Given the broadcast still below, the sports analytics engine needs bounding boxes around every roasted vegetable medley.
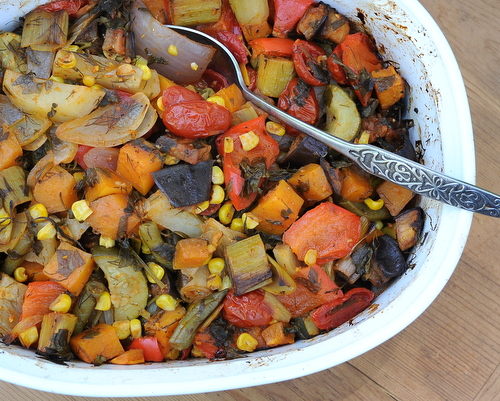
[0,0,423,365]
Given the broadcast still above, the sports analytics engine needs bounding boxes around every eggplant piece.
[281,134,328,167]
[320,158,344,195]
[296,2,329,40]
[151,160,214,208]
[155,134,212,165]
[395,207,424,251]
[372,234,407,278]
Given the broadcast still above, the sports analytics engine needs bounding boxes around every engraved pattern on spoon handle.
[349,146,500,217]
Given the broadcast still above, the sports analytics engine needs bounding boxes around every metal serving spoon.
[168,25,500,218]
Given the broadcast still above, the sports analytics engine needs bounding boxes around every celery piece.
[256,54,296,98]
[169,0,222,26]
[21,9,69,52]
[225,234,272,296]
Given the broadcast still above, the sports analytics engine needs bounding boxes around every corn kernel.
[239,130,260,151]
[364,198,385,210]
[58,52,77,69]
[221,275,232,291]
[164,154,180,165]
[99,235,116,248]
[190,62,199,71]
[95,291,111,311]
[138,64,152,80]
[211,165,225,185]
[304,249,318,266]
[358,130,371,144]
[50,293,72,313]
[37,222,57,240]
[14,267,28,283]
[49,75,65,83]
[156,294,179,311]
[208,257,225,275]
[224,137,234,153]
[242,212,260,230]
[146,262,165,283]
[156,96,165,111]
[116,64,136,77]
[28,203,49,223]
[91,84,104,91]
[218,201,235,225]
[19,326,38,348]
[191,345,205,358]
[266,121,286,136]
[210,185,225,205]
[71,199,93,221]
[73,171,85,182]
[230,217,244,232]
[236,333,259,352]
[82,75,96,87]
[135,56,148,67]
[167,44,179,56]
[129,318,142,339]
[375,220,384,230]
[206,95,226,107]
[0,207,10,226]
[113,320,131,340]
[207,273,222,290]
[196,201,210,214]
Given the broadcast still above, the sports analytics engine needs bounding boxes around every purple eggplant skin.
[373,234,407,278]
[281,135,328,167]
[152,160,214,208]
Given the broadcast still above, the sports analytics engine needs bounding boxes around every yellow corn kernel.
[113,320,131,340]
[167,44,179,56]
[208,257,225,275]
[156,294,179,311]
[95,291,111,311]
[146,262,165,283]
[164,154,180,165]
[156,96,165,111]
[82,75,96,87]
[236,332,259,352]
[49,75,65,83]
[99,235,116,248]
[73,171,85,182]
[129,318,142,339]
[19,326,38,348]
[207,273,222,290]
[218,201,235,225]
[211,165,225,185]
[224,137,234,153]
[358,130,371,144]
[364,198,385,211]
[196,201,210,214]
[304,249,318,266]
[190,62,199,71]
[191,345,205,358]
[221,275,232,291]
[58,52,76,69]
[71,199,93,221]
[49,293,72,313]
[242,212,260,230]
[0,207,10,226]
[91,83,104,91]
[138,64,152,80]
[29,203,49,222]
[37,222,57,240]
[266,121,286,136]
[230,217,244,232]
[206,95,226,107]
[14,267,28,283]
[210,185,225,205]
[239,130,260,151]
[135,56,148,67]
[116,63,136,77]
[375,220,384,230]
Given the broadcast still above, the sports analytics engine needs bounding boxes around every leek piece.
[21,9,69,52]
[0,33,27,73]
[10,113,52,147]
[263,291,292,323]
[37,312,78,361]
[229,0,271,40]
[169,0,222,26]
[138,222,174,270]
[256,54,296,98]
[263,255,297,295]
[72,278,107,335]
[225,234,272,296]
[0,166,33,216]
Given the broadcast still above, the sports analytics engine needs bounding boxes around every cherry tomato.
[83,147,120,171]
[38,0,88,16]
[278,78,319,128]
[223,290,274,328]
[292,39,329,87]
[74,145,94,169]
[161,85,203,108]
[162,101,231,139]
[327,47,349,85]
[311,287,374,330]
[199,69,230,92]
[193,330,221,359]
[128,336,163,362]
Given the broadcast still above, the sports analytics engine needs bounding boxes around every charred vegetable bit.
[0,0,424,365]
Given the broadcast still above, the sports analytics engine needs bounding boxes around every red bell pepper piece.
[272,0,316,38]
[311,287,374,330]
[249,38,295,59]
[215,116,280,210]
[128,336,164,362]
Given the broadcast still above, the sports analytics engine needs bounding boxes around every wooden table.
[2,0,499,399]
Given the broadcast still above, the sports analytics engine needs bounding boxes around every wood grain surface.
[1,0,499,399]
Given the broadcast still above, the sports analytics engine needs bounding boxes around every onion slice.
[131,0,216,85]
